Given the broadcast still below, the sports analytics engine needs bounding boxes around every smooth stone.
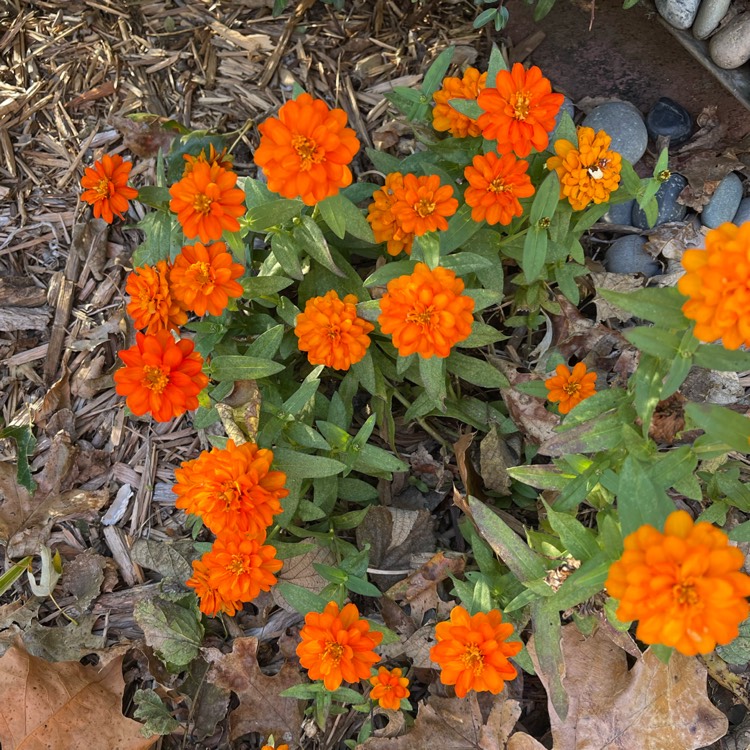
[733,197,750,226]
[655,0,701,29]
[631,174,689,228]
[582,102,649,165]
[701,172,744,228]
[709,13,750,69]
[646,97,693,146]
[550,97,576,142]
[603,235,661,277]
[693,0,732,39]
[602,199,636,225]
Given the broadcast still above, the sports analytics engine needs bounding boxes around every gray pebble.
[693,0,732,39]
[602,199,635,225]
[709,12,750,69]
[655,0,701,29]
[582,102,648,165]
[603,235,661,276]
[701,172,744,228]
[631,174,688,228]
[733,197,750,226]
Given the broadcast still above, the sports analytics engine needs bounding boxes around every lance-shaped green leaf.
[686,402,750,453]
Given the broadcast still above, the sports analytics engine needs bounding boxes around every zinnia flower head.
[169,241,245,317]
[183,144,233,176]
[294,290,374,370]
[477,63,564,158]
[544,362,597,415]
[678,221,750,350]
[369,666,410,710]
[254,93,360,206]
[432,67,488,138]
[261,742,288,750]
[80,154,138,224]
[169,160,246,243]
[605,510,750,655]
[125,260,187,334]
[297,601,383,691]
[187,558,242,617]
[464,152,535,226]
[378,263,474,359]
[391,174,458,236]
[173,439,288,537]
[114,330,208,422]
[430,605,521,698]
[367,172,415,256]
[546,127,622,211]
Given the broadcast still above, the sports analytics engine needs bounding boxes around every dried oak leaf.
[517,623,728,750]
[205,636,305,747]
[0,643,153,750]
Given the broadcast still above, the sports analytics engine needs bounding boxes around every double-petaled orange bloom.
[80,154,138,224]
[430,605,521,698]
[294,290,374,370]
[544,362,597,415]
[432,67,488,138]
[369,667,410,710]
[378,263,474,358]
[261,743,288,750]
[169,241,245,317]
[679,221,750,350]
[169,160,246,243]
[114,330,208,422]
[254,93,360,206]
[605,510,750,655]
[477,63,564,158]
[297,601,383,691]
[391,174,458,236]
[125,260,187,334]
[173,439,287,537]
[464,152,535,226]
[186,558,242,617]
[367,172,415,256]
[546,127,622,211]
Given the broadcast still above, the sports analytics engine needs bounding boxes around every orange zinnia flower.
[169,241,245,317]
[464,152,535,226]
[183,144,233,176]
[606,510,750,656]
[546,127,622,211]
[369,666,410,710]
[678,222,750,350]
[261,743,288,750]
[391,174,458,236]
[254,93,360,206]
[477,63,564,158]
[169,160,246,243]
[544,362,597,415]
[432,67,488,138]
[297,601,383,691]
[173,439,288,537]
[430,605,521,698]
[378,263,475,359]
[367,172,415,256]
[114,330,208,422]
[125,260,187,334]
[187,558,242,617]
[80,154,138,224]
[294,290,374,371]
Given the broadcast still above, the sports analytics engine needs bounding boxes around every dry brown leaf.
[205,636,305,747]
[590,272,646,324]
[479,426,514,495]
[0,643,153,750]
[671,148,747,210]
[521,623,728,750]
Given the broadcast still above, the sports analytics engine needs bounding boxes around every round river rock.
[582,102,648,165]
[693,0,732,39]
[709,12,750,69]
[701,172,743,228]
[655,0,701,29]
[604,235,661,277]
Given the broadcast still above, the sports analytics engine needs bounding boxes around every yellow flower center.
[511,91,531,120]
[193,192,212,216]
[191,261,213,287]
[414,198,436,218]
[562,381,581,397]
[406,307,436,328]
[489,178,509,193]
[227,555,247,575]
[142,365,168,394]
[673,580,699,606]
[461,643,485,675]
[293,135,323,170]
[94,177,111,199]
[323,640,344,665]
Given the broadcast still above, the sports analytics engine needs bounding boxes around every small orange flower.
[369,666,410,710]
[125,260,187,334]
[183,144,233,176]
[114,331,208,422]
[297,601,383,691]
[432,67,488,138]
[169,160,246,243]
[378,263,474,359]
[367,173,415,256]
[477,63,564,158]
[254,93,360,206]
[430,605,521,698]
[605,510,750,656]
[169,241,245,317]
[464,152,535,226]
[678,222,750,350]
[173,439,288,537]
[391,174,458,236]
[187,558,242,617]
[294,290,374,370]
[261,743,288,750]
[544,362,597,415]
[80,154,138,224]
[546,127,622,211]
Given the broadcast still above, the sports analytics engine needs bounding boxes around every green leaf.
[693,344,750,372]
[729,521,750,542]
[297,216,345,277]
[246,324,284,359]
[448,98,483,119]
[624,326,682,357]
[447,351,509,388]
[551,552,611,610]
[418,355,447,409]
[274,581,327,614]
[346,575,382,597]
[543,502,600,560]
[457,322,507,348]
[486,43,509,87]
[0,556,32,597]
[553,111,577,147]
[441,252,494,275]
[137,186,171,208]
[318,193,375,243]
[522,226,548,283]
[242,275,294,299]
[132,210,180,266]
[365,148,401,175]
[363,258,416,287]
[686,402,750,453]
[716,618,750,664]
[540,412,625,457]
[133,689,180,737]
[598,286,689,328]
[209,355,285,381]
[271,232,304,280]
[273,448,347,478]
[439,204,485,254]
[617,456,674,536]
[422,46,455,97]
[0,425,37,491]
[247,198,304,230]
[530,171,560,226]
[619,159,642,196]
[531,597,568,720]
